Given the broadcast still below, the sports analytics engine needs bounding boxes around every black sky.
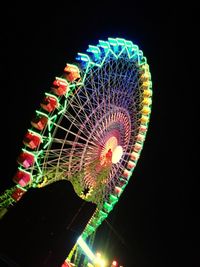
[0,2,197,267]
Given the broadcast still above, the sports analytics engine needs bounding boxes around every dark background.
[0,2,197,267]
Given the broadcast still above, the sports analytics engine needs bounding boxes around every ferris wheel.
[0,37,152,266]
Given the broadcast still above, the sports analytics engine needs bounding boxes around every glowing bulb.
[112,260,117,266]
[94,252,107,267]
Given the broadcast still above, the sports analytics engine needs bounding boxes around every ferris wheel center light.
[112,145,123,164]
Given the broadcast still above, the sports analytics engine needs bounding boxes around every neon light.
[116,38,126,46]
[87,45,101,54]
[98,40,110,49]
[77,236,95,262]
[108,37,118,46]
[77,52,90,62]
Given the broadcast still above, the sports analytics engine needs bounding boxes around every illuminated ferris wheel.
[0,37,152,266]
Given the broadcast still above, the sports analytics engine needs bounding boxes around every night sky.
[0,2,196,267]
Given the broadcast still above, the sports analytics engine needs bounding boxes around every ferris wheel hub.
[112,145,123,164]
[100,136,123,165]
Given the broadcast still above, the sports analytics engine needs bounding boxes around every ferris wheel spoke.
[70,94,108,146]
[116,160,128,174]
[66,103,93,134]
[94,67,107,116]
[62,111,91,138]
[87,69,102,112]
[42,149,84,162]
[46,138,87,148]
[69,93,99,133]
[98,66,110,113]
[78,77,101,110]
[110,165,120,180]
[114,77,136,109]
[52,121,97,146]
[36,154,83,177]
